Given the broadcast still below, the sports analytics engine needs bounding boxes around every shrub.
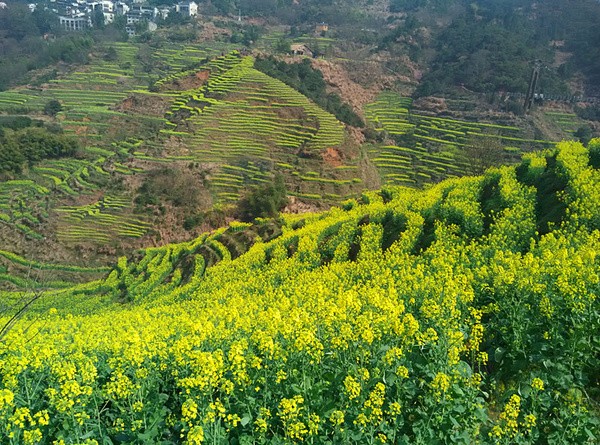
[43,99,62,117]
[237,173,288,222]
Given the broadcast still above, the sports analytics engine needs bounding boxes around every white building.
[103,11,114,23]
[98,0,114,12]
[59,14,88,31]
[126,4,157,23]
[126,20,156,37]
[176,1,197,16]
[114,2,129,15]
[156,5,170,19]
[99,0,115,23]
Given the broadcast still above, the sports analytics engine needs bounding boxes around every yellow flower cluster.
[494,394,521,440]
[431,372,451,402]
[344,376,361,401]
[531,377,544,391]
[278,395,307,441]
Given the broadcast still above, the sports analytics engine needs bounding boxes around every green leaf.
[494,346,506,362]
[383,372,397,386]
[450,416,460,428]
[241,414,252,427]
[114,433,130,443]
[585,428,597,440]
[138,425,159,441]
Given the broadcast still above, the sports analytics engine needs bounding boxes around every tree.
[457,135,506,176]
[92,9,105,29]
[43,100,62,117]
[31,9,59,35]
[0,138,25,175]
[575,125,592,145]
[0,127,78,174]
[275,38,291,54]
[237,174,288,222]
[105,46,118,61]
[0,4,40,41]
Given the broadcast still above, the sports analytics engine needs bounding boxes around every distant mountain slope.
[1,139,599,443]
[0,47,370,286]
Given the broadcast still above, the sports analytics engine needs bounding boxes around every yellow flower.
[344,376,361,400]
[23,429,43,445]
[308,413,320,435]
[522,413,536,430]
[498,394,521,439]
[0,389,14,410]
[396,366,409,379]
[531,377,544,391]
[329,410,344,428]
[276,370,287,383]
[431,372,451,401]
[388,401,401,416]
[187,425,204,444]
[254,417,268,434]
[182,399,198,422]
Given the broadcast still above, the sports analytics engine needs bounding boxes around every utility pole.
[524,60,542,114]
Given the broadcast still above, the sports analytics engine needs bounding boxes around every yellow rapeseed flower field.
[1,140,599,444]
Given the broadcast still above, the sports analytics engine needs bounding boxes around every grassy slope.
[1,139,600,443]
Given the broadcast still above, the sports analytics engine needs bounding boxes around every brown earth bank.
[310,59,377,117]
[112,93,172,117]
[160,69,211,92]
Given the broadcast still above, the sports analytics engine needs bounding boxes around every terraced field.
[55,195,151,244]
[1,45,573,286]
[544,111,583,136]
[364,91,556,186]
[0,43,242,242]
[0,180,50,240]
[0,43,367,288]
[0,248,109,291]
[143,52,360,204]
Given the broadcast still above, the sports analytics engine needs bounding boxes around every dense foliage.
[1,140,600,443]
[237,174,288,222]
[255,56,364,128]
[379,0,600,96]
[0,128,78,175]
[576,106,600,122]
[414,10,563,96]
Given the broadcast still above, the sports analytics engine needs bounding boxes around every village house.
[126,4,158,24]
[175,1,197,17]
[41,0,195,34]
[290,43,313,58]
[315,22,328,33]
[59,13,88,30]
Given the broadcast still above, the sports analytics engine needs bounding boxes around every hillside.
[1,139,599,443]
[1,42,577,291]
[0,46,372,285]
